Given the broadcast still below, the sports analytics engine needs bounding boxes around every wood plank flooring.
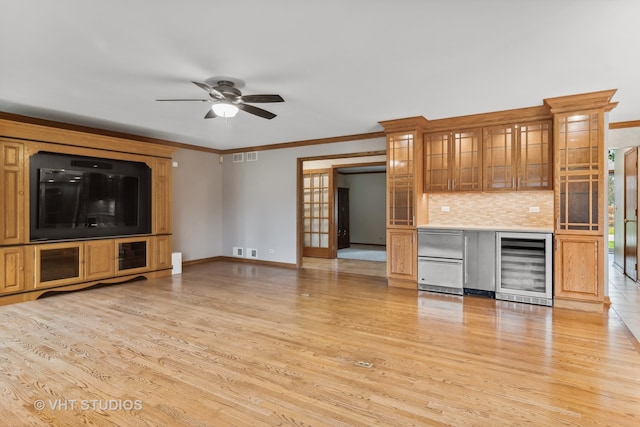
[0,261,639,426]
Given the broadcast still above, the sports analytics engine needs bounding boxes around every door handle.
[624,218,637,223]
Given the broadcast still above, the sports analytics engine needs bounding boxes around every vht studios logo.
[34,399,143,411]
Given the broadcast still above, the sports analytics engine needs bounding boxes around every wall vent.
[246,152,258,162]
[233,247,244,257]
[247,248,258,259]
[232,153,244,163]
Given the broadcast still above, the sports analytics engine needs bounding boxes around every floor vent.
[355,361,373,368]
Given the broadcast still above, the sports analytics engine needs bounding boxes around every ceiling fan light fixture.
[211,102,239,118]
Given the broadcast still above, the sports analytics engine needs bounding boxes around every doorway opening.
[298,153,387,277]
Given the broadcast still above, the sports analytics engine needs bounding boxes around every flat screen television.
[29,151,152,241]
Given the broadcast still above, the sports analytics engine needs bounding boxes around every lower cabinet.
[35,242,84,288]
[0,246,25,294]
[85,240,116,281]
[153,235,172,271]
[31,236,169,291]
[554,235,604,302]
[387,228,417,286]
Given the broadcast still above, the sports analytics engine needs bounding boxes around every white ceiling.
[1,0,639,151]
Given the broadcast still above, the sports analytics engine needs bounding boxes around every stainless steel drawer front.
[418,230,464,259]
[418,257,463,289]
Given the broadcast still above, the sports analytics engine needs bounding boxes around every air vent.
[246,152,258,162]
[232,153,244,163]
[247,248,258,259]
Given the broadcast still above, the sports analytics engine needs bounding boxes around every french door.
[302,169,334,258]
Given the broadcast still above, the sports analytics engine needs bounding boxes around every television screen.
[30,152,152,241]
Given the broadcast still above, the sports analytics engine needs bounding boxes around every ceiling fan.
[156,80,284,119]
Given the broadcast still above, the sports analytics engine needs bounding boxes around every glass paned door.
[303,169,333,258]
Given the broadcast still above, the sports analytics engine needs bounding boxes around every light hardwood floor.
[1,260,639,426]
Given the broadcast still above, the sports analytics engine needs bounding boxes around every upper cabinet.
[421,106,553,194]
[483,120,552,191]
[424,128,481,192]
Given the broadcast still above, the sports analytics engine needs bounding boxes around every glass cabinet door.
[484,125,516,191]
[424,132,449,192]
[452,129,481,191]
[556,112,601,232]
[387,133,414,226]
[36,243,82,287]
[518,121,552,190]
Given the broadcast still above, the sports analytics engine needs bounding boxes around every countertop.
[417,224,554,233]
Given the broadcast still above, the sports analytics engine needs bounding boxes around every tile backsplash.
[427,191,554,228]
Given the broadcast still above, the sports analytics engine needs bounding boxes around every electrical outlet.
[441,206,450,212]
[268,249,275,254]
[233,247,244,257]
[529,206,540,213]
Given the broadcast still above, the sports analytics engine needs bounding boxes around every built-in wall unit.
[0,114,174,305]
[380,90,617,311]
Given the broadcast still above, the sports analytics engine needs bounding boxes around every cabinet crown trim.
[544,89,618,113]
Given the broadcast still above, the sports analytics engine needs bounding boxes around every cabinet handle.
[464,236,468,283]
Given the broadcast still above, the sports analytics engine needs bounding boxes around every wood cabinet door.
[153,235,172,271]
[387,228,416,281]
[154,158,172,235]
[85,240,115,281]
[0,140,25,245]
[554,235,603,302]
[0,246,24,294]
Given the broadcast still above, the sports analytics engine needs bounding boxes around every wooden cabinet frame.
[545,90,618,310]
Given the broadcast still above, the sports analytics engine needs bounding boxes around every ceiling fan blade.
[156,98,210,102]
[191,81,225,100]
[204,109,217,119]
[240,94,284,103]
[237,103,276,119]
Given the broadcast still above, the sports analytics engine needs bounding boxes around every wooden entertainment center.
[0,114,174,305]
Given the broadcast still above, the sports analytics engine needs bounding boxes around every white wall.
[171,148,223,262]
[220,138,386,264]
[342,173,386,245]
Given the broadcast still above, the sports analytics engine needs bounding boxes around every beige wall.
[426,191,554,229]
